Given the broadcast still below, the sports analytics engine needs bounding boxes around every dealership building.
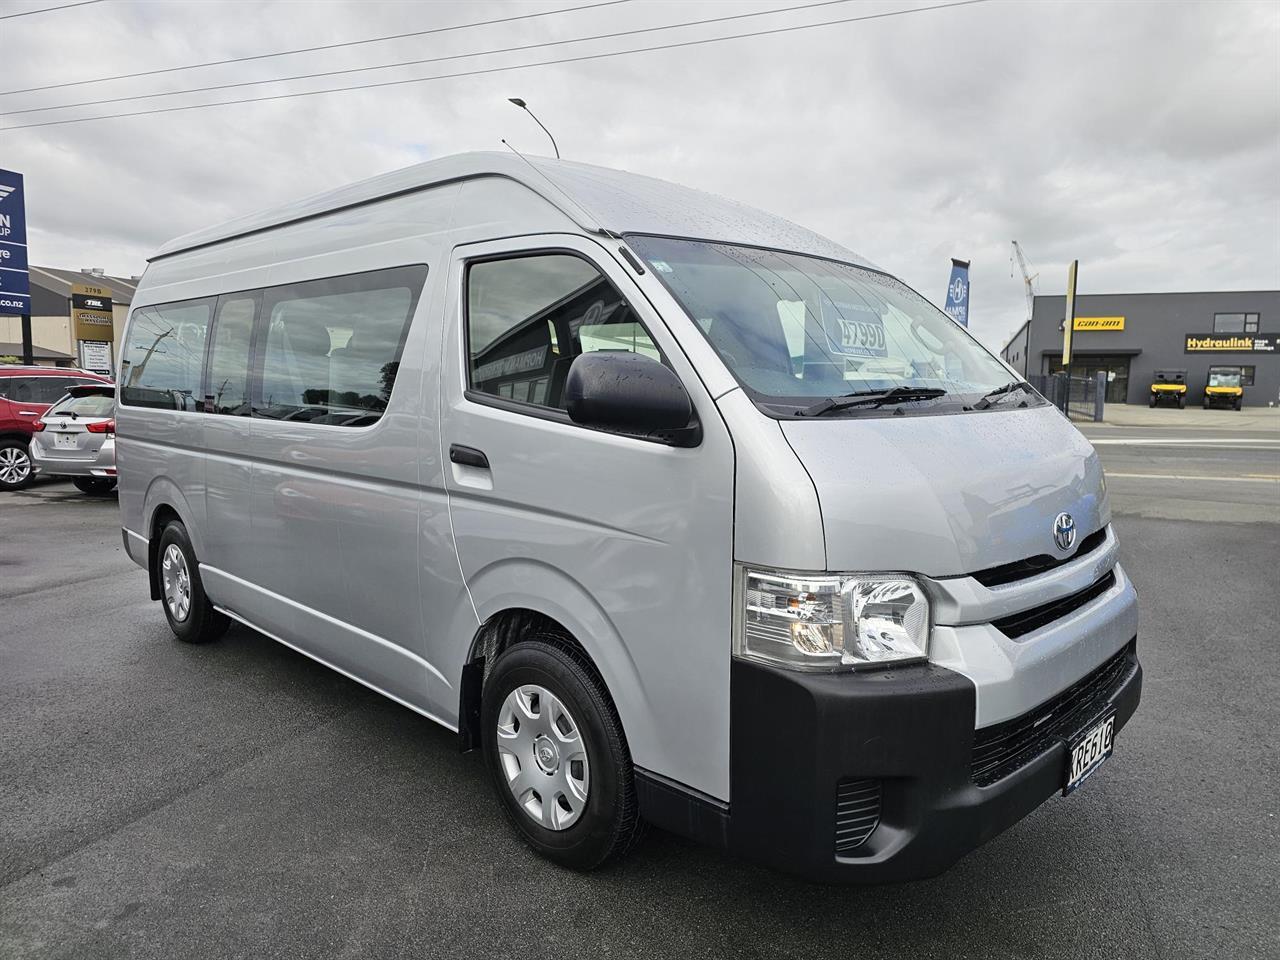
[0,265,137,371]
[1001,290,1280,407]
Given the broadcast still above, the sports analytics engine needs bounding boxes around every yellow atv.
[1203,368,1244,410]
[1149,369,1187,408]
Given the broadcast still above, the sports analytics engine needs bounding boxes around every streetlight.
[507,98,560,159]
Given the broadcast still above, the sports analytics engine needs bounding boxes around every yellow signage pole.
[1061,260,1078,413]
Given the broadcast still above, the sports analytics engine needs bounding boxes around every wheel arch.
[142,479,200,602]
[454,564,651,764]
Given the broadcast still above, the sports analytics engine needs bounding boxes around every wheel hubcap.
[496,684,590,831]
[161,543,192,622]
[0,447,31,485]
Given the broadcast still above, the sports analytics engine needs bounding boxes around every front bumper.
[640,640,1141,884]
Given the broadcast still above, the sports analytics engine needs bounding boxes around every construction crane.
[1010,241,1038,326]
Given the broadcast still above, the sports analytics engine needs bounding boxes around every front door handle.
[449,444,489,469]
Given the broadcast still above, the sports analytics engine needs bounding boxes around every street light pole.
[507,98,560,159]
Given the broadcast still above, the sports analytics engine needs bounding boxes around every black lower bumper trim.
[637,642,1142,884]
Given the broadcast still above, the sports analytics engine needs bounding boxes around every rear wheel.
[156,520,230,644]
[482,637,642,870]
[0,440,33,491]
[73,477,117,495]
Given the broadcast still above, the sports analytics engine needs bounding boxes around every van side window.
[255,266,427,427]
[466,253,658,410]
[204,296,256,416]
[119,301,212,410]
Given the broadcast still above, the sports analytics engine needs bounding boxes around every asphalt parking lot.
[2,414,1277,960]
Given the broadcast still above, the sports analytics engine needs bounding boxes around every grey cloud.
[1,0,1276,352]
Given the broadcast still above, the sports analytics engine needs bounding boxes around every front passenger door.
[437,236,735,801]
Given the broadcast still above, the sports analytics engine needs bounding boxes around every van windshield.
[627,236,1027,416]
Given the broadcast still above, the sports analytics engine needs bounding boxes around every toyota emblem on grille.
[1053,513,1077,552]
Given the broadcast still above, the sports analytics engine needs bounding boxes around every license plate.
[53,433,77,449]
[1064,712,1115,795]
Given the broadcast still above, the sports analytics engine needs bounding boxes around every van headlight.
[735,567,930,671]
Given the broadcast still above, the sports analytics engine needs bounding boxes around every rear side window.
[465,253,658,410]
[5,376,94,403]
[120,301,212,409]
[256,266,426,427]
[205,295,256,416]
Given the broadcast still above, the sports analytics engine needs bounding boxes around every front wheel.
[73,477,117,495]
[481,637,642,870]
[1234,397,1242,411]
[0,440,33,491]
[155,520,230,644]
[1177,395,1185,409]
[1148,395,1157,408]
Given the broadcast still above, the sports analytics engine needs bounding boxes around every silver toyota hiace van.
[117,153,1140,882]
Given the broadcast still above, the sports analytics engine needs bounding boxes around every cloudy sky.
[2,0,1277,351]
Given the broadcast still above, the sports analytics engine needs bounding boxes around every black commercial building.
[1001,290,1279,407]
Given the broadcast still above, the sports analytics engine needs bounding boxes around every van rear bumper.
[637,640,1141,884]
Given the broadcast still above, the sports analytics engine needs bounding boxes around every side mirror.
[564,352,700,447]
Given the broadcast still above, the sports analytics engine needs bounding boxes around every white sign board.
[78,339,113,376]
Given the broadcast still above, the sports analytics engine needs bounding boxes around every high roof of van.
[150,151,872,268]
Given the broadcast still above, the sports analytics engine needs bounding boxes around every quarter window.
[465,253,658,411]
[119,300,211,410]
[256,266,426,427]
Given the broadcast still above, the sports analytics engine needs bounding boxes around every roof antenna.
[500,138,619,241]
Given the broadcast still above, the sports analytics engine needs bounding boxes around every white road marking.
[1105,472,1280,484]
[1089,437,1280,446]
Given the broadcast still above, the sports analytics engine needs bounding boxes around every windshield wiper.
[798,386,948,417]
[972,381,1036,410]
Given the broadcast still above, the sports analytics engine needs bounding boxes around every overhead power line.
[0,0,991,132]
[1,0,857,117]
[0,0,105,20]
[0,0,630,96]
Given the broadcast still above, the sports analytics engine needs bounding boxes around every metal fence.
[1028,371,1106,422]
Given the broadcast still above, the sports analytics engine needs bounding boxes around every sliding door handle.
[449,444,489,469]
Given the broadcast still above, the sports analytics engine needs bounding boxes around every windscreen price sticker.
[825,310,888,359]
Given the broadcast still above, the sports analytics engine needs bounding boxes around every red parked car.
[0,366,113,491]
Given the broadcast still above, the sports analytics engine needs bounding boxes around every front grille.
[991,570,1117,639]
[834,778,882,853]
[971,643,1135,787]
[972,526,1109,588]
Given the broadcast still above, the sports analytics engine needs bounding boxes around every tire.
[1177,396,1185,409]
[1234,397,1242,411]
[1203,398,1210,409]
[1148,395,1156,408]
[155,520,230,644]
[0,439,33,491]
[481,636,642,870]
[73,477,117,495]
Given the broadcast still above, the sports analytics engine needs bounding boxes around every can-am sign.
[1073,316,1125,331]
[1184,333,1278,354]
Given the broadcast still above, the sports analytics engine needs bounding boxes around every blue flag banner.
[943,258,970,328]
[0,169,30,316]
